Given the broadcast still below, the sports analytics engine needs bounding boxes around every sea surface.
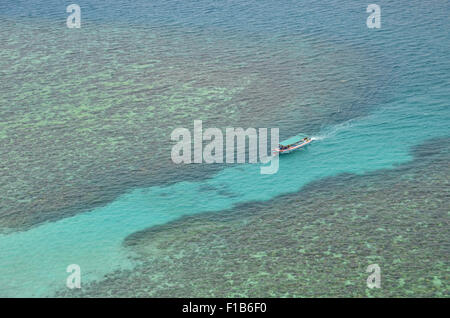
[0,0,448,297]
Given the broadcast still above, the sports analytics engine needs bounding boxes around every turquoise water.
[0,1,449,296]
[1,92,448,296]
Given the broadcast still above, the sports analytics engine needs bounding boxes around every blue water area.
[0,0,449,296]
[1,92,448,296]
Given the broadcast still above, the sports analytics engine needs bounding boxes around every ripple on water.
[0,19,383,230]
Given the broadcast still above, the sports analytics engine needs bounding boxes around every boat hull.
[273,139,312,154]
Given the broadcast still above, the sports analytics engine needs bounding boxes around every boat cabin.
[279,134,309,150]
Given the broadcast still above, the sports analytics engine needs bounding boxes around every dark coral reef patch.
[0,20,381,231]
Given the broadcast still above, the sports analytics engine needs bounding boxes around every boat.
[273,134,312,154]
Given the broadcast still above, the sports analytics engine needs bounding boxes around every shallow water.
[0,0,449,297]
[0,19,377,230]
[67,137,448,297]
